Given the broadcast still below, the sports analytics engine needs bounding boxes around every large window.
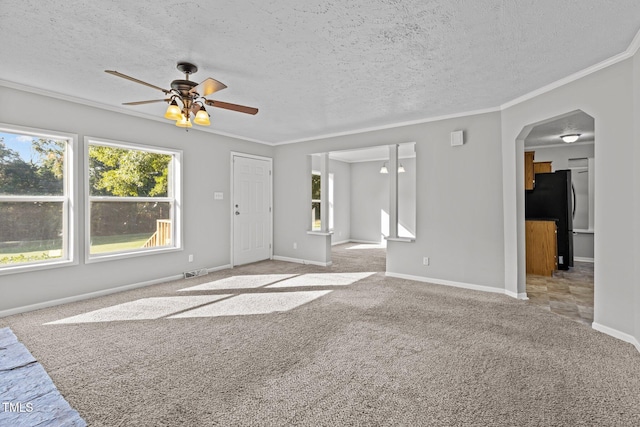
[0,125,74,273]
[86,138,181,261]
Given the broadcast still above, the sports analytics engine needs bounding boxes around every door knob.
[235,211,240,215]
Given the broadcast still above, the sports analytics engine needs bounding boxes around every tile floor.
[526,261,594,326]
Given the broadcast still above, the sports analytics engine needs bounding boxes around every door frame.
[230,152,273,267]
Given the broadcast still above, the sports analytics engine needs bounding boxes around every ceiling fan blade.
[205,99,258,115]
[123,99,170,105]
[105,70,170,94]
[191,102,202,116]
[190,77,227,97]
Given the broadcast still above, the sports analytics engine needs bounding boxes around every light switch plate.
[214,192,224,200]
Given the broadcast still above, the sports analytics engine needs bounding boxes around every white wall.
[529,143,594,171]
[348,157,416,242]
[329,159,351,244]
[501,58,638,345]
[274,112,506,290]
[633,47,640,350]
[397,157,416,239]
[0,86,272,314]
[388,114,504,288]
[350,160,389,243]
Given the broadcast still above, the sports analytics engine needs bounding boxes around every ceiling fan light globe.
[175,115,192,128]
[194,108,211,126]
[164,101,182,120]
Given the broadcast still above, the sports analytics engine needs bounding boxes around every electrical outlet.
[293,242,297,250]
[188,254,194,263]
[423,257,429,266]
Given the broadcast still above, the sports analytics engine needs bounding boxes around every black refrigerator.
[525,170,574,270]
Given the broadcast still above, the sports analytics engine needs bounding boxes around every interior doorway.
[311,143,416,265]
[520,110,595,325]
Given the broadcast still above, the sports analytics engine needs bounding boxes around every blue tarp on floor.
[0,327,86,426]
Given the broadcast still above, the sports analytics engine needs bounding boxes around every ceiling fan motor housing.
[171,79,198,93]
[176,61,198,75]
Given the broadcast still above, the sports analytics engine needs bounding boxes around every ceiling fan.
[105,62,258,128]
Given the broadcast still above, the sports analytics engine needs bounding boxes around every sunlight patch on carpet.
[44,295,230,324]
[178,274,298,291]
[266,272,376,288]
[168,291,332,318]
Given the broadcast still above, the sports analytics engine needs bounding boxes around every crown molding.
[501,27,640,110]
[273,106,500,146]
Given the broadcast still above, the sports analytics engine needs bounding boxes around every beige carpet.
[1,243,639,426]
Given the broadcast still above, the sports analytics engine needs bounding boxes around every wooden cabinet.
[526,220,557,276]
[524,151,535,190]
[533,161,552,174]
[525,151,552,190]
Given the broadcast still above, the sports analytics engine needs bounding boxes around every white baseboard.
[0,264,232,318]
[348,239,383,245]
[592,322,640,353]
[505,290,529,300]
[272,255,332,267]
[385,272,505,295]
[574,257,595,263]
[207,264,232,273]
[331,239,351,246]
[332,239,385,246]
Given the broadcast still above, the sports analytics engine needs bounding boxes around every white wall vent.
[184,268,209,279]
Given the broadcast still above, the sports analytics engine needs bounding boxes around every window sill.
[385,236,416,243]
[306,230,334,236]
[86,246,182,264]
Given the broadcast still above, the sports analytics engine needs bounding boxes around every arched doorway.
[516,110,595,325]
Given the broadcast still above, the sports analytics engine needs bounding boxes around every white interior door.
[232,155,272,266]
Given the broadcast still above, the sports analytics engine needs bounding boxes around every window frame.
[0,123,77,275]
[84,137,182,263]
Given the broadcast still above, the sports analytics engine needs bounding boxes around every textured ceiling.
[525,111,595,149]
[1,1,639,144]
